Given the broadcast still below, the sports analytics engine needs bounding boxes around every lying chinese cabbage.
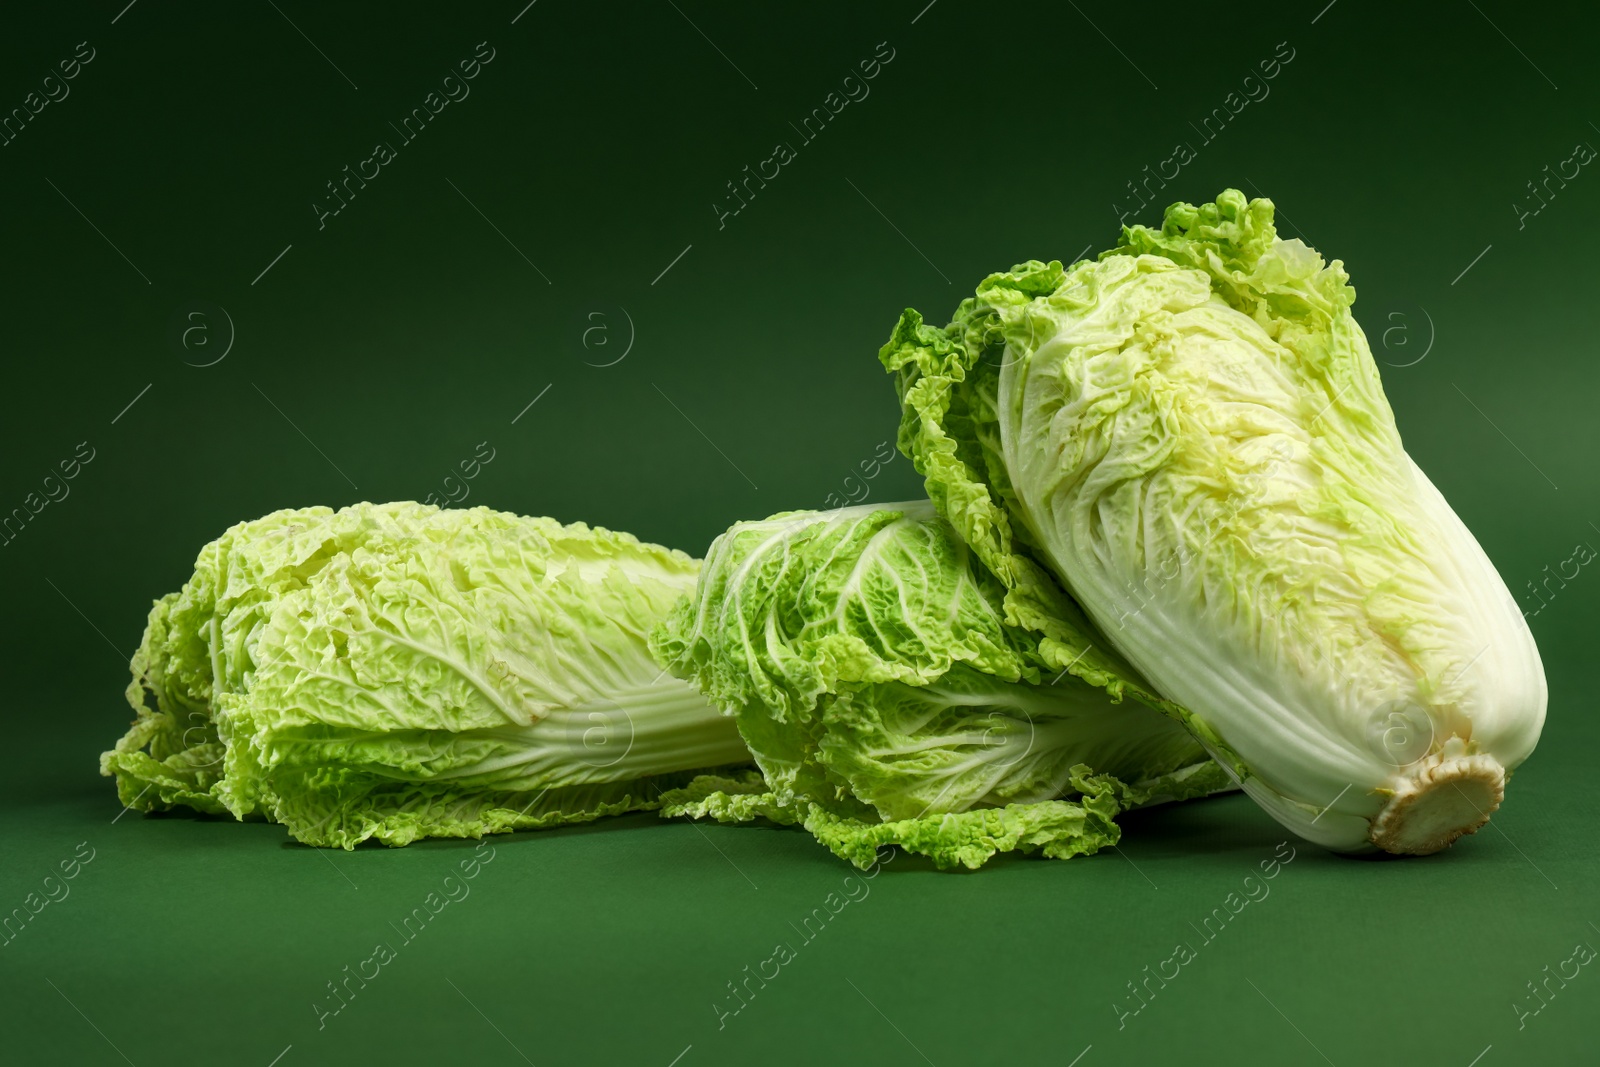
[101,502,751,848]
[651,502,1228,869]
[881,189,1545,854]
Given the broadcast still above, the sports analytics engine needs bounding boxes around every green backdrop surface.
[2,2,1596,1064]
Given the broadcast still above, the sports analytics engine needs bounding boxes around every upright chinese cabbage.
[650,502,1227,869]
[881,189,1546,855]
[101,502,750,848]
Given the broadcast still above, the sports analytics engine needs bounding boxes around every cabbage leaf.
[102,502,750,848]
[652,502,1226,869]
[881,190,1545,853]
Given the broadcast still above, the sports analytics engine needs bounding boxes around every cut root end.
[1369,752,1505,856]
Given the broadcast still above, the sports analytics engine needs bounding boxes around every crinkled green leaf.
[879,284,1185,715]
[103,502,750,848]
[657,771,801,826]
[665,767,1125,871]
[652,503,1221,867]
[880,189,1544,850]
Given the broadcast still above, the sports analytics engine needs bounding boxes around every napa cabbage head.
[101,502,750,848]
[650,502,1228,870]
[881,190,1545,855]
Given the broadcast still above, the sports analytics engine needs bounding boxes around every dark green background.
[3,1,1595,1063]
